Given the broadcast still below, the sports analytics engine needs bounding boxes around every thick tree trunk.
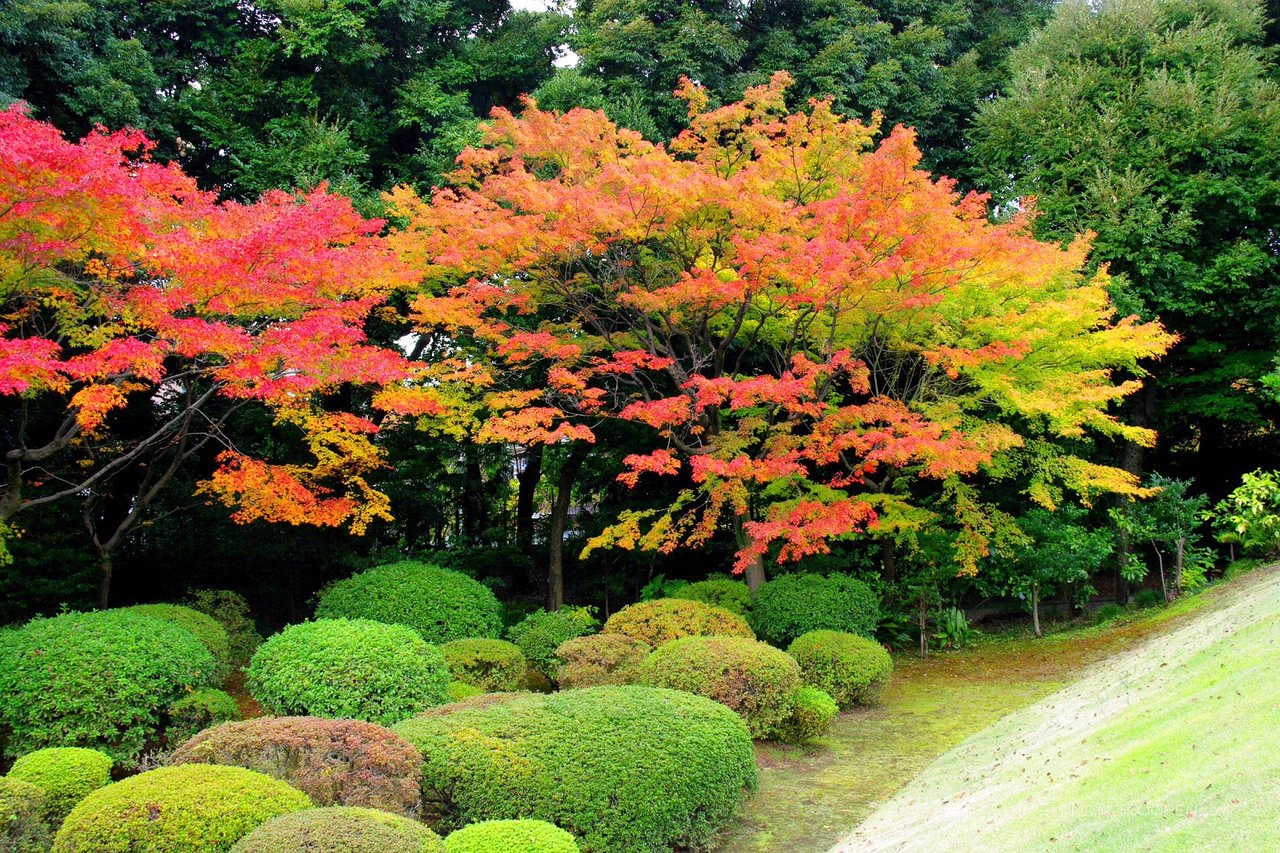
[516,444,543,558]
[881,539,897,587]
[734,512,767,591]
[1031,582,1041,638]
[462,446,486,543]
[547,443,588,611]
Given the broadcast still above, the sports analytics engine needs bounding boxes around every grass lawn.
[716,571,1259,852]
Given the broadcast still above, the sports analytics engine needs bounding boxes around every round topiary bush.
[438,639,525,693]
[314,561,501,644]
[769,687,838,744]
[751,573,879,646]
[635,636,802,738]
[0,610,217,761]
[671,578,753,618]
[231,806,445,853]
[505,607,598,680]
[446,819,579,853]
[247,619,450,726]
[601,599,754,648]
[446,681,483,702]
[167,688,242,745]
[0,777,52,853]
[122,603,233,682]
[185,589,264,669]
[171,716,422,817]
[7,747,114,825]
[787,629,893,708]
[554,634,650,689]
[394,685,757,853]
[52,764,310,852]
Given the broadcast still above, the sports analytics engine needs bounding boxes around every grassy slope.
[838,565,1280,852]
[715,576,1242,852]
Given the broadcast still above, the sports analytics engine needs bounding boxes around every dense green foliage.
[394,686,757,852]
[446,682,484,702]
[0,610,216,760]
[167,689,243,745]
[505,607,598,680]
[445,819,579,853]
[0,777,53,853]
[752,574,880,646]
[602,599,754,647]
[670,578,753,618]
[554,634,650,689]
[52,765,310,852]
[770,686,839,745]
[315,562,502,645]
[1211,470,1280,557]
[231,806,445,853]
[7,747,114,825]
[438,639,526,692]
[247,619,451,726]
[172,716,421,816]
[787,630,893,709]
[122,604,233,682]
[185,590,264,669]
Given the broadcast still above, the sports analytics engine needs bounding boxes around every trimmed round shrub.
[7,747,114,825]
[636,636,802,738]
[505,607,598,680]
[601,599,754,647]
[769,687,838,745]
[232,806,444,853]
[0,777,52,853]
[52,764,310,852]
[438,639,525,692]
[123,604,233,682]
[186,589,264,668]
[446,819,579,853]
[167,688,242,745]
[751,573,879,646]
[0,610,217,761]
[671,578,753,617]
[394,686,756,853]
[247,619,450,726]
[447,681,483,703]
[554,634,650,689]
[787,629,893,708]
[171,716,422,817]
[315,561,501,644]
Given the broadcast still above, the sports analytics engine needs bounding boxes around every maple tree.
[389,72,1175,587]
[0,105,417,603]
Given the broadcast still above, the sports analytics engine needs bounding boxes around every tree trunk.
[462,446,487,543]
[1173,536,1186,599]
[1031,582,1041,638]
[97,551,113,609]
[1113,380,1154,604]
[881,539,897,587]
[918,594,928,658]
[547,443,588,611]
[733,512,767,591]
[516,444,543,558]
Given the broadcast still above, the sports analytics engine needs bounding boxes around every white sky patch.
[510,0,579,68]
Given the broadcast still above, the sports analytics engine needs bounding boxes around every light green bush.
[554,634,650,689]
[787,630,893,709]
[122,604,232,682]
[752,574,879,646]
[438,639,525,692]
[7,747,114,825]
[231,806,444,852]
[671,578,753,618]
[446,682,483,702]
[0,777,52,853]
[185,589,263,669]
[167,688,242,745]
[769,687,838,744]
[505,607,598,680]
[601,599,753,647]
[446,819,579,853]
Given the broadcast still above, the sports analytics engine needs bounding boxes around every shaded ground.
[716,575,1252,853]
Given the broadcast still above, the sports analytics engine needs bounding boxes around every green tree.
[1111,475,1212,601]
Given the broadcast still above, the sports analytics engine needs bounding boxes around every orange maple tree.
[388,73,1175,585]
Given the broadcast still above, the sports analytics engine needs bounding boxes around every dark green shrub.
[786,630,893,709]
[505,607,598,680]
[247,619,450,726]
[0,777,52,853]
[52,764,310,852]
[671,578,752,618]
[438,640,525,693]
[186,589,264,668]
[601,599,754,648]
[1133,588,1163,608]
[1093,603,1126,625]
[447,682,483,702]
[171,716,422,817]
[394,686,757,853]
[635,636,801,738]
[167,689,242,745]
[0,610,216,761]
[446,820,579,853]
[554,634,650,689]
[315,562,501,644]
[122,604,233,682]
[7,747,113,825]
[231,806,444,853]
[751,574,879,646]
[769,687,837,745]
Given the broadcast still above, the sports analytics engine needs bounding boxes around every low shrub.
[769,687,838,744]
[438,640,525,693]
[601,599,754,648]
[0,610,216,761]
[671,578,752,618]
[751,574,879,646]
[231,806,444,853]
[554,634,650,689]
[635,636,801,738]
[122,604,233,682]
[0,777,52,853]
[167,689,242,745]
[1133,588,1164,608]
[447,682,483,702]
[446,819,579,853]
[247,619,450,726]
[52,764,310,852]
[7,747,114,825]
[505,607,598,680]
[171,716,422,817]
[394,686,757,853]
[315,562,501,644]
[186,589,264,668]
[786,630,893,709]
[1093,603,1126,625]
